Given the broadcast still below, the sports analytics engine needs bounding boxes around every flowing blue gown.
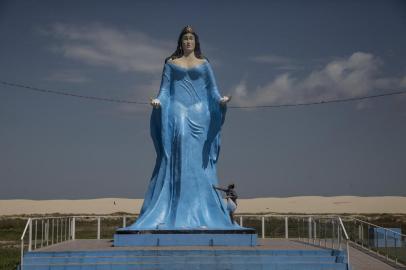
[127,59,239,230]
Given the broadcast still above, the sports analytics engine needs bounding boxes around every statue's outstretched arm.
[207,63,231,106]
[207,63,222,103]
[151,63,171,108]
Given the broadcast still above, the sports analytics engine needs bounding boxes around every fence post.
[97,217,101,240]
[41,220,44,248]
[34,220,37,249]
[20,238,24,269]
[337,220,340,241]
[385,229,388,260]
[123,216,127,228]
[46,219,49,245]
[394,232,398,265]
[51,219,54,245]
[28,219,32,252]
[358,224,361,243]
[313,220,317,244]
[261,216,265,239]
[72,217,76,240]
[308,217,312,241]
[285,216,288,239]
[332,220,335,249]
[239,216,243,226]
[324,220,327,247]
[298,218,301,240]
[60,219,63,242]
[367,224,370,249]
[68,218,71,241]
[56,219,58,243]
[44,220,47,246]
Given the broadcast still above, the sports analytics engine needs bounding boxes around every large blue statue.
[126,25,237,230]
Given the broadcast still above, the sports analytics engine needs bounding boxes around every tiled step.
[24,248,341,257]
[23,254,339,264]
[22,262,348,270]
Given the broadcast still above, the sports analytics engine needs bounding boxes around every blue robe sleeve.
[156,63,171,102]
[141,63,172,216]
[203,62,227,167]
[206,62,222,103]
[151,63,171,164]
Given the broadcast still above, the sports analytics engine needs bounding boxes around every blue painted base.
[114,229,257,247]
[22,247,349,270]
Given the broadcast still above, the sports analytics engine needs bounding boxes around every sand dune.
[1,196,406,216]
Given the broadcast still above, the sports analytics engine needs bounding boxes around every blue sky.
[1,0,406,199]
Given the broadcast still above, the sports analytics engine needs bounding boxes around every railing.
[341,216,406,266]
[19,215,136,269]
[20,218,31,269]
[20,214,353,268]
[19,213,406,269]
[236,214,350,265]
[339,216,351,266]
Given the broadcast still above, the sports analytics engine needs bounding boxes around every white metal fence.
[20,214,406,268]
[341,216,406,266]
[19,214,354,268]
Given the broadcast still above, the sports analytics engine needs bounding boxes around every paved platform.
[37,238,323,252]
[348,245,402,270]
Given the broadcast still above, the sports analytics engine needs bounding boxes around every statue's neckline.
[167,60,207,70]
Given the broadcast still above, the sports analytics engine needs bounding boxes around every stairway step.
[23,247,348,270]
[23,254,338,264]
[22,262,348,270]
[24,249,337,257]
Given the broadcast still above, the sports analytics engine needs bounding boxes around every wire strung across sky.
[0,80,148,105]
[1,80,406,109]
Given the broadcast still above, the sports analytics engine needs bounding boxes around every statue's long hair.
[165,26,209,63]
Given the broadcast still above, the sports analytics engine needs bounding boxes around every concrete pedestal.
[114,229,257,247]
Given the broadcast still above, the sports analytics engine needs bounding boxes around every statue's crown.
[185,25,194,33]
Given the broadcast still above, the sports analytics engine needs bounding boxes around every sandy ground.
[1,196,406,216]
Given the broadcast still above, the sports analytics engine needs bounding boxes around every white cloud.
[45,23,174,74]
[232,52,406,107]
[250,55,292,64]
[401,76,406,88]
[39,23,177,114]
[249,54,302,70]
[44,70,91,83]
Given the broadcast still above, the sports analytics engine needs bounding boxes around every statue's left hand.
[150,98,161,109]
[220,95,231,106]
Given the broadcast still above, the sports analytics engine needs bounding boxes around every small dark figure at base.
[213,183,238,224]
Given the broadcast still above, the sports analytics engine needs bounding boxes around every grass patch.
[0,246,19,270]
[0,219,26,242]
[377,247,406,265]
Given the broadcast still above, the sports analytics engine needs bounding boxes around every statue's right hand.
[150,98,161,108]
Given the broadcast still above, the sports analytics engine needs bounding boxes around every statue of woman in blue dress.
[127,25,237,230]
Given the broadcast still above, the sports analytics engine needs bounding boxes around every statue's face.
[181,33,195,54]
